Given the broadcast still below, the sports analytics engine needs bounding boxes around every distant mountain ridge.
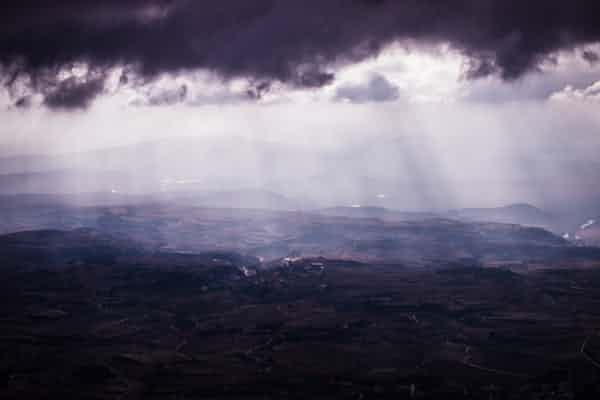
[0,137,596,233]
[318,203,556,228]
[448,203,553,225]
[317,206,437,221]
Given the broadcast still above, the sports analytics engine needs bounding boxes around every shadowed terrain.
[1,197,600,399]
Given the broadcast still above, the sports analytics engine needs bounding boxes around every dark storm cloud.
[583,50,599,64]
[1,0,600,108]
[14,96,31,109]
[43,76,105,110]
[462,58,499,80]
[246,82,272,100]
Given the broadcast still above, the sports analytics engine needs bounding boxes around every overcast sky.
[0,1,599,209]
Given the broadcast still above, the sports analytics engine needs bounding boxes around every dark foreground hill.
[0,229,140,267]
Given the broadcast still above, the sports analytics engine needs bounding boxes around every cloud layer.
[1,1,600,108]
[335,73,400,103]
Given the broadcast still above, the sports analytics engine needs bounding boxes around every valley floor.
[2,257,600,399]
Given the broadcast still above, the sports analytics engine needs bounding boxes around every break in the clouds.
[2,0,600,108]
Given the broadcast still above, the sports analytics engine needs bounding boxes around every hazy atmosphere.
[2,2,600,399]
[2,1,600,211]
